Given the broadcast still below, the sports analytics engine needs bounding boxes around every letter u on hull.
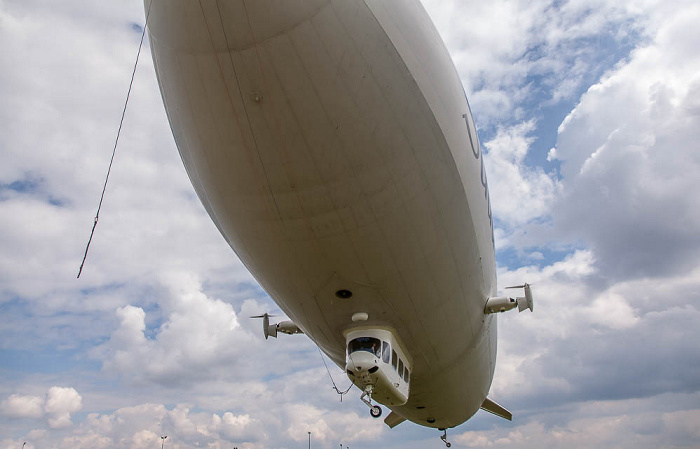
[146,0,498,429]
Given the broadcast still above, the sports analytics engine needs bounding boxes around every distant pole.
[308,431,311,449]
[161,435,167,449]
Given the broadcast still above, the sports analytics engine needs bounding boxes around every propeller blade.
[250,313,278,339]
[506,283,530,289]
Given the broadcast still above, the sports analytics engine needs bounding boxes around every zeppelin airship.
[145,0,532,445]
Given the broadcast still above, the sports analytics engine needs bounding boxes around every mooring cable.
[77,3,152,278]
[317,346,354,401]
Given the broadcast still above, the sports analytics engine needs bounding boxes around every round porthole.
[335,289,353,299]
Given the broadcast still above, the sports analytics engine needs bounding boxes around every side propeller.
[250,313,303,339]
[505,283,534,312]
[250,313,276,340]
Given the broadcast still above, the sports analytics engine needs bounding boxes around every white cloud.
[97,273,259,385]
[471,0,700,286]
[490,247,700,414]
[483,120,560,226]
[0,0,252,306]
[421,0,645,125]
[0,397,380,449]
[284,403,384,445]
[586,291,639,330]
[549,1,700,280]
[44,387,82,429]
[209,412,254,440]
[0,387,82,429]
[114,403,167,434]
[455,394,700,449]
[0,394,44,419]
[130,430,161,449]
[59,433,114,449]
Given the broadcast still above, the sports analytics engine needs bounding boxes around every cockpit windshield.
[348,337,381,357]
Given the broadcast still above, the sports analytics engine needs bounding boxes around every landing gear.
[360,385,383,419]
[440,428,451,448]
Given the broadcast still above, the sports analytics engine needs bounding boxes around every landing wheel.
[370,405,382,418]
[440,428,451,447]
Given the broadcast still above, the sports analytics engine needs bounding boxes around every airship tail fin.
[480,397,513,421]
[384,411,407,428]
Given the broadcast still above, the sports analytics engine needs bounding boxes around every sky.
[1,0,699,448]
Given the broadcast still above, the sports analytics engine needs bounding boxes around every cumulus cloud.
[0,387,82,428]
[0,394,44,419]
[95,272,316,395]
[422,0,643,125]
[455,394,700,449]
[490,248,700,415]
[284,403,384,444]
[130,430,162,449]
[210,412,254,440]
[97,273,258,385]
[5,399,362,449]
[549,1,700,280]
[483,120,559,226]
[466,0,700,285]
[0,0,252,322]
[44,387,83,429]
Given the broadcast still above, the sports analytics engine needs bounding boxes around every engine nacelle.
[485,283,534,314]
[253,313,303,339]
[265,320,303,339]
[484,296,517,314]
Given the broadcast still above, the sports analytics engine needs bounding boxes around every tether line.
[77,3,152,278]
